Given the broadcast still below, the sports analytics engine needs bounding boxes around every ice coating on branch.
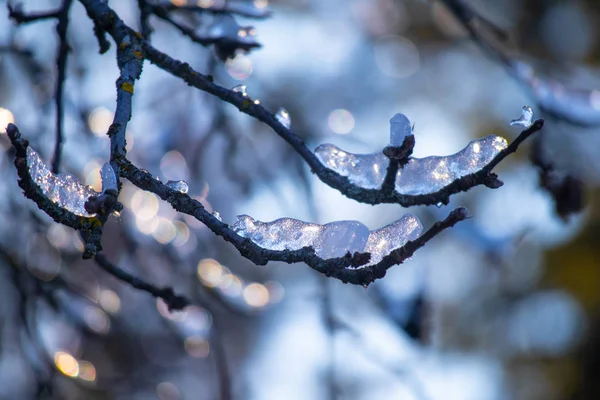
[364,214,423,265]
[315,135,508,195]
[166,180,189,194]
[510,106,534,128]
[315,144,389,189]
[26,147,99,217]
[275,107,291,129]
[100,163,118,193]
[232,214,424,265]
[232,215,323,251]
[313,221,370,259]
[389,113,413,146]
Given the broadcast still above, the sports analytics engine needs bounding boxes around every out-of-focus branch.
[137,0,153,39]
[7,4,61,24]
[162,2,272,19]
[94,253,190,311]
[51,0,74,173]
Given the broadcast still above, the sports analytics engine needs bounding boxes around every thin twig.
[94,253,190,311]
[51,0,74,173]
[8,5,61,24]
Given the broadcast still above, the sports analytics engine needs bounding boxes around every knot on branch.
[383,134,415,167]
[84,190,122,216]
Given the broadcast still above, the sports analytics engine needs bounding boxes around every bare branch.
[77,0,541,208]
[8,4,61,24]
[162,2,272,19]
[94,253,190,311]
[51,0,74,173]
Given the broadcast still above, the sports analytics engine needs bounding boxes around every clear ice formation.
[389,113,413,145]
[275,107,291,129]
[231,214,423,266]
[26,147,99,217]
[314,135,507,195]
[100,163,118,193]
[166,180,189,194]
[510,106,534,128]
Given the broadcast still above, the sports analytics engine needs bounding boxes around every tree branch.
[51,0,74,173]
[8,4,61,24]
[94,253,190,311]
[77,0,541,208]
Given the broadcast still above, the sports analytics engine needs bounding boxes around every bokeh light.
[226,54,253,80]
[184,336,211,358]
[156,381,180,400]
[54,351,79,378]
[197,259,223,287]
[77,360,97,382]
[243,283,270,308]
[328,109,355,134]
[98,289,121,314]
[88,107,113,137]
[0,107,14,129]
[373,36,420,78]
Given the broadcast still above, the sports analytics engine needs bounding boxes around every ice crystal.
[26,147,99,217]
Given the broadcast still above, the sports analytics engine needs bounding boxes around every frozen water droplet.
[166,180,189,194]
[232,85,247,96]
[314,220,370,259]
[212,211,222,221]
[100,163,118,193]
[254,99,260,105]
[436,202,443,208]
[510,106,534,128]
[26,147,99,217]
[275,107,291,129]
[390,113,413,146]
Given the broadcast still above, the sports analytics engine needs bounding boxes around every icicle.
[26,147,99,217]
[510,106,534,128]
[166,180,189,194]
[100,163,118,193]
[275,107,291,129]
[315,135,507,195]
[389,113,413,146]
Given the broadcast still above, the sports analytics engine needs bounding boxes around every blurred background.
[1,0,600,399]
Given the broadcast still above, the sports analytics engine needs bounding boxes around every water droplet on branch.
[275,107,291,129]
[166,180,189,194]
